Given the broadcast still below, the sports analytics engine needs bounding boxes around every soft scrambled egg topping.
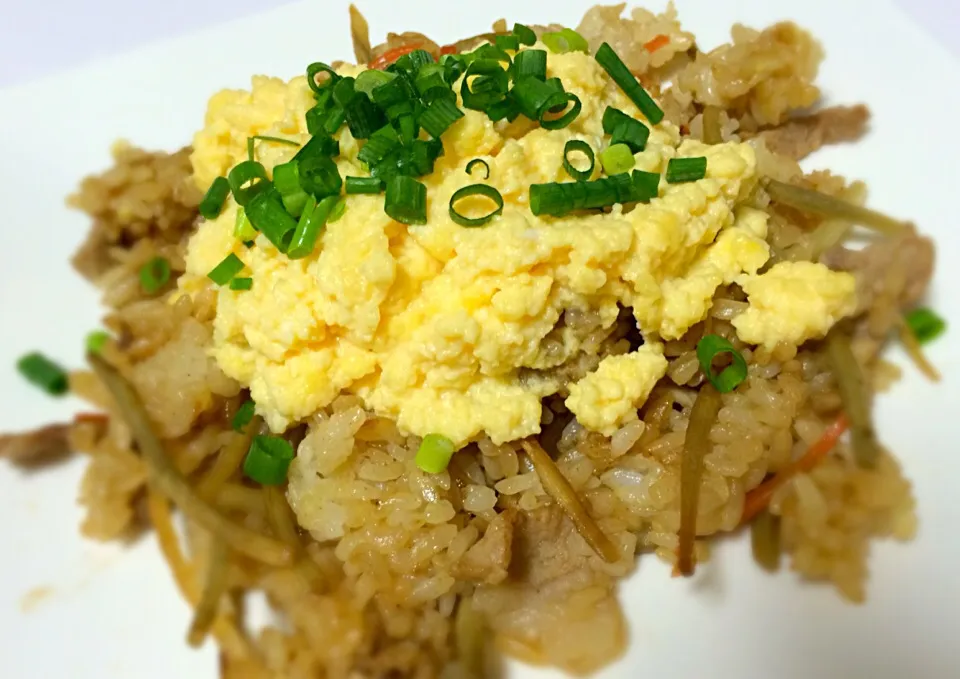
[183,49,855,445]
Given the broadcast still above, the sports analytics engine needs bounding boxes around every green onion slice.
[513,23,537,46]
[905,307,946,345]
[355,69,396,95]
[385,175,428,225]
[306,62,340,94]
[227,160,269,206]
[272,161,301,196]
[207,253,245,286]
[449,184,504,228]
[288,195,336,259]
[460,59,510,111]
[328,197,347,223]
[139,257,171,294]
[631,169,660,203]
[542,28,590,54]
[199,176,230,220]
[599,143,635,175]
[666,157,707,183]
[494,35,520,52]
[415,433,457,473]
[232,399,256,432]
[298,154,342,198]
[17,352,68,396]
[85,330,111,354]
[539,92,581,130]
[595,43,664,125]
[562,140,595,182]
[696,334,748,393]
[420,97,464,138]
[243,435,295,485]
[465,158,490,180]
[292,133,340,162]
[245,191,298,252]
[229,277,253,291]
[234,207,257,242]
[345,176,383,194]
[511,49,548,81]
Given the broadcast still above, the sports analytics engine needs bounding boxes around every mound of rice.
[2,5,932,679]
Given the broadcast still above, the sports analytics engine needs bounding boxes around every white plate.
[1,1,958,677]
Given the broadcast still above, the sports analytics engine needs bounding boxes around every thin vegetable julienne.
[825,329,880,469]
[676,383,722,577]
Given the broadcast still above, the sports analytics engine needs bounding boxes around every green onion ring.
[306,62,340,94]
[465,158,490,180]
[562,140,595,182]
[227,160,268,206]
[696,334,748,393]
[449,184,504,228]
[539,92,582,130]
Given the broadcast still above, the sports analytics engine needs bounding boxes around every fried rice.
[1,4,934,678]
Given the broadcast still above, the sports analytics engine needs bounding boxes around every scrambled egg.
[183,47,856,445]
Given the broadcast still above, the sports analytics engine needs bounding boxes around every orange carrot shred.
[741,413,849,524]
[370,43,424,70]
[643,34,670,53]
[440,44,458,56]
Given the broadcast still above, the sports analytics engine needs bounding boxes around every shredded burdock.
[676,383,722,576]
[824,330,881,468]
[750,510,782,572]
[187,534,230,647]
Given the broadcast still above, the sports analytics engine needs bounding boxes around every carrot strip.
[370,43,424,70]
[643,34,670,53]
[440,44,459,56]
[740,413,849,524]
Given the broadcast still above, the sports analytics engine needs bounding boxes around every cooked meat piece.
[823,227,935,314]
[751,104,870,160]
[0,423,73,468]
[455,510,515,585]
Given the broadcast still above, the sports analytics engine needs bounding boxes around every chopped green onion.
[542,28,590,54]
[247,135,301,162]
[85,330,111,354]
[631,169,660,203]
[288,195,335,259]
[199,176,230,220]
[530,173,643,216]
[207,253,245,286]
[17,353,68,396]
[696,334,748,393]
[385,175,428,225]
[229,277,253,291]
[486,96,520,123]
[139,257,171,294]
[460,59,510,111]
[306,62,340,94]
[355,69,396,96]
[469,44,513,68]
[298,154,342,198]
[513,23,537,46]
[305,102,329,136]
[358,125,400,166]
[595,42,664,125]
[232,399,256,432]
[420,97,464,138]
[511,49,547,81]
[666,157,707,183]
[602,107,650,152]
[905,307,946,345]
[415,433,457,473]
[234,207,257,242]
[371,75,415,108]
[243,435,294,485]
[511,75,560,119]
[321,105,346,135]
[539,92,581,130]
[272,161,301,196]
[281,191,310,217]
[393,49,435,73]
[245,191,298,251]
[562,140,595,182]
[449,184,504,228]
[599,143,635,175]
[343,93,387,139]
[494,35,520,52]
[345,176,383,194]
[292,133,340,162]
[328,197,347,223]
[465,158,490,180]
[227,160,269,206]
